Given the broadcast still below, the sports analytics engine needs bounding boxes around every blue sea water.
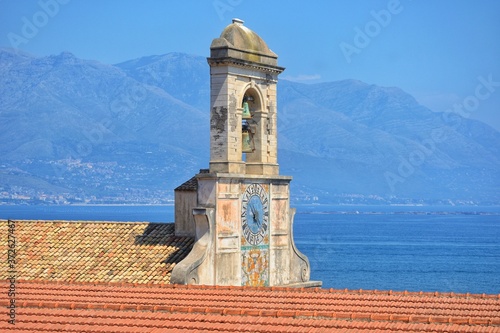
[294,209,500,295]
[1,204,499,294]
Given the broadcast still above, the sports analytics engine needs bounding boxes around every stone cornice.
[207,56,285,75]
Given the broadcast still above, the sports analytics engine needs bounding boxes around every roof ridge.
[10,279,500,300]
[0,219,172,224]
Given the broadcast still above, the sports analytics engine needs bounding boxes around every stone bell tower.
[172,19,320,288]
[208,18,280,176]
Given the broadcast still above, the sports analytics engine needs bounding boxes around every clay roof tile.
[0,220,193,284]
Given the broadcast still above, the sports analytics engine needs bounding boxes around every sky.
[1,0,500,130]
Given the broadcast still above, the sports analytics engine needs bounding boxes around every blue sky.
[1,0,500,130]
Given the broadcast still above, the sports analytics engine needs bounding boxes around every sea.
[1,204,499,295]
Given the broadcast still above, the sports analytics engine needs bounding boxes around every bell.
[242,101,252,119]
[242,130,254,153]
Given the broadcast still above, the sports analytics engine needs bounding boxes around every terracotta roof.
[2,219,499,332]
[0,220,193,284]
[2,280,499,332]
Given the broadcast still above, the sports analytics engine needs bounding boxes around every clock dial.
[247,196,263,233]
[241,184,269,246]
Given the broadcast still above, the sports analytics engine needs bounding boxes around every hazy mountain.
[0,49,498,205]
[115,52,209,110]
[0,49,208,203]
[277,80,500,203]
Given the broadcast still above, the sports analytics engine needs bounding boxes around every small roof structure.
[174,176,198,192]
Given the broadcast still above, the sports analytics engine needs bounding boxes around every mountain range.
[0,48,498,205]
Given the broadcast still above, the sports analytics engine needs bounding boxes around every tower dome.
[210,19,278,66]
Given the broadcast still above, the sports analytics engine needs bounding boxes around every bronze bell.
[242,129,255,153]
[242,101,252,119]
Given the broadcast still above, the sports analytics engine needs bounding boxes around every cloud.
[281,74,321,82]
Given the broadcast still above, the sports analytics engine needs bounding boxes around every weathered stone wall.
[208,64,281,175]
[173,173,312,287]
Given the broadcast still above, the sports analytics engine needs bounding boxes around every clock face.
[241,183,269,246]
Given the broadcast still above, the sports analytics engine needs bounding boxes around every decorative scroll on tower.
[172,19,321,288]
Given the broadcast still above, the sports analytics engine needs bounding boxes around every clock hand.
[250,204,257,222]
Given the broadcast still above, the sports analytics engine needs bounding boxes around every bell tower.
[172,19,320,288]
[208,18,282,176]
